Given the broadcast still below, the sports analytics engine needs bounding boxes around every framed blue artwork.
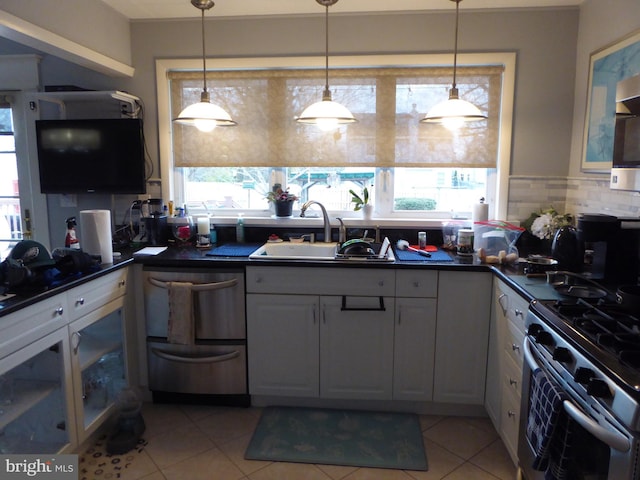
[582,30,640,172]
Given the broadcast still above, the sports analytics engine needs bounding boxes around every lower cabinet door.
[246,294,319,397]
[320,295,395,400]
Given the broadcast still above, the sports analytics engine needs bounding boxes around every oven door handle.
[524,337,631,453]
[151,348,240,364]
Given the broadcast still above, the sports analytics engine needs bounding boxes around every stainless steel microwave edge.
[610,74,640,192]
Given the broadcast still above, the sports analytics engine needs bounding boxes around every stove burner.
[546,298,640,370]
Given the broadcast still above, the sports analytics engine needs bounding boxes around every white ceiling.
[101,0,583,20]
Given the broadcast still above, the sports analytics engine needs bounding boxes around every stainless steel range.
[519,293,640,479]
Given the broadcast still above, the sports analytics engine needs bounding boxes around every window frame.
[156,53,516,222]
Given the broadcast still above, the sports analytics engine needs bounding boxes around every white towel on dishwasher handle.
[167,281,194,345]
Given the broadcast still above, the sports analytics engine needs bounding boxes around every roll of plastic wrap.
[472,202,489,225]
[80,209,113,264]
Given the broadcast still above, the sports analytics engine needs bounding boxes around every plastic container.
[473,220,524,257]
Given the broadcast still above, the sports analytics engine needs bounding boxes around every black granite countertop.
[0,253,134,317]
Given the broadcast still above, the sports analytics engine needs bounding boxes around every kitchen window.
[157,53,515,219]
[0,99,22,259]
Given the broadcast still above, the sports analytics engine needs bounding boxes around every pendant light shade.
[296,0,357,130]
[173,0,236,132]
[421,0,486,129]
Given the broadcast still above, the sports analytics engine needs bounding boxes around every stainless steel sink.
[248,237,395,262]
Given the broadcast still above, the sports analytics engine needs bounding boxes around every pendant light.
[296,0,357,131]
[173,0,236,133]
[421,0,486,130]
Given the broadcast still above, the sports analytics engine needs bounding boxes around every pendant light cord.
[452,0,460,90]
[201,8,208,94]
[323,3,331,100]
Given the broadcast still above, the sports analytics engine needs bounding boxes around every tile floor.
[78,402,518,480]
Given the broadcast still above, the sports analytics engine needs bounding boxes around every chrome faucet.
[300,200,333,243]
[336,217,347,244]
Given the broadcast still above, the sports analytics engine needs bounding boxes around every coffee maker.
[574,213,640,283]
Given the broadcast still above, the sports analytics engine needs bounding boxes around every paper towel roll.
[80,209,113,264]
[472,202,489,225]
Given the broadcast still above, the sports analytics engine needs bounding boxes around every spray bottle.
[65,216,80,249]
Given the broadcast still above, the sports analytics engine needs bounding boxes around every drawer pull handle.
[498,293,508,315]
[508,410,516,418]
[509,378,518,387]
[76,298,85,306]
[514,309,524,318]
[72,331,82,354]
[512,344,520,352]
[54,307,64,316]
[151,348,239,364]
[149,277,238,291]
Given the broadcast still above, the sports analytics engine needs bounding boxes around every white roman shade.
[169,64,503,168]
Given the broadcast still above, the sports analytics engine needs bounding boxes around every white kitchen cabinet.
[393,270,438,401]
[69,297,127,443]
[246,294,319,397]
[320,295,395,400]
[434,271,492,405]
[0,327,76,454]
[246,266,395,401]
[0,266,131,453]
[485,278,528,465]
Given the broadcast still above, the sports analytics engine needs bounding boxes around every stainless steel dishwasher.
[142,267,248,406]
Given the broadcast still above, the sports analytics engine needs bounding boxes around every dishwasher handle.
[151,347,240,364]
[148,277,238,292]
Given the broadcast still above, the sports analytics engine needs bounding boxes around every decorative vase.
[362,204,373,220]
[274,201,294,218]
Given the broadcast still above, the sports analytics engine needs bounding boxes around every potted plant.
[266,185,299,217]
[349,187,373,219]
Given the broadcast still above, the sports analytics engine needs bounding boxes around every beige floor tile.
[404,439,464,480]
[144,423,215,469]
[316,462,360,479]
[197,407,262,446]
[468,439,516,480]
[248,462,333,480]
[441,462,503,479]
[141,402,193,439]
[216,432,273,476]
[423,417,498,460]
[342,467,416,480]
[138,473,168,480]
[161,446,245,480]
[418,415,445,433]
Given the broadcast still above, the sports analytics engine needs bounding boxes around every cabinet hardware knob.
[512,344,520,352]
[119,280,126,287]
[54,307,64,316]
[509,378,518,387]
[76,298,85,306]
[413,281,420,288]
[378,280,384,286]
[508,410,516,418]
[256,276,263,283]
[515,309,523,317]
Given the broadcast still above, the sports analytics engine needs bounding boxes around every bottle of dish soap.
[65,216,80,250]
[236,213,245,243]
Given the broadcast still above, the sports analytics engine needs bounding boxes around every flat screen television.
[35,118,147,194]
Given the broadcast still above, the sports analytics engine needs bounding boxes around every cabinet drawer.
[502,352,523,401]
[504,318,525,368]
[0,295,68,358]
[67,269,128,321]
[501,379,521,465]
[246,266,394,296]
[395,270,438,298]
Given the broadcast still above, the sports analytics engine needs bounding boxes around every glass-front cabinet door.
[70,301,127,443]
[0,328,75,453]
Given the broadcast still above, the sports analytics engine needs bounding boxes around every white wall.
[127,9,579,181]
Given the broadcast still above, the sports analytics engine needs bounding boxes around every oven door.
[518,337,638,480]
